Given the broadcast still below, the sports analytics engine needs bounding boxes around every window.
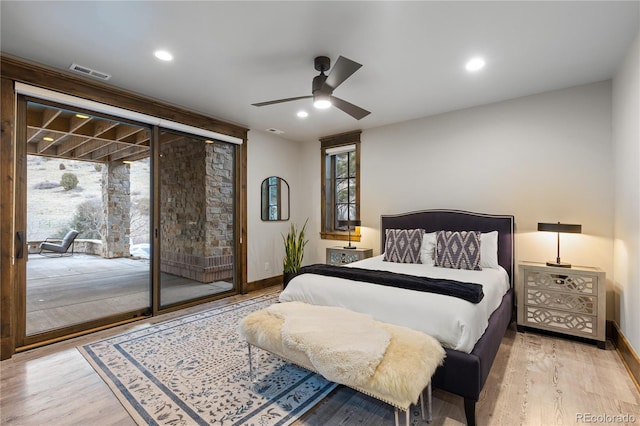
[265,177,280,220]
[320,131,361,241]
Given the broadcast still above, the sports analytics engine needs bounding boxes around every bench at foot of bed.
[239,301,445,426]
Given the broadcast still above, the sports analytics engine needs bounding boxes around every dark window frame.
[320,131,361,241]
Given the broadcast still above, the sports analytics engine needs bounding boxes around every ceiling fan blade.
[323,56,362,91]
[252,95,312,107]
[330,96,370,120]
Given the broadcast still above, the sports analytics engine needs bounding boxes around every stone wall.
[101,161,131,258]
[160,138,234,283]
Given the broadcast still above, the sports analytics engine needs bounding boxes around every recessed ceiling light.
[465,57,486,72]
[154,50,173,61]
[43,137,54,142]
[204,140,214,144]
[75,114,89,119]
[297,111,309,118]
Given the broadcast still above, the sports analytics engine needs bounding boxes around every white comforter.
[279,255,510,353]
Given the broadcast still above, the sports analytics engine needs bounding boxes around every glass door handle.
[16,231,24,259]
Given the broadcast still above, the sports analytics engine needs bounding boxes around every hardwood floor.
[1,288,638,425]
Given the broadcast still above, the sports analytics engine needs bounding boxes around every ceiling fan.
[252,55,371,120]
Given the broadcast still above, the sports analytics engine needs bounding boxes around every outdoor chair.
[39,230,79,257]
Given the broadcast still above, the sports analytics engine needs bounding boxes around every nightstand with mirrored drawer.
[517,261,606,349]
[326,247,373,265]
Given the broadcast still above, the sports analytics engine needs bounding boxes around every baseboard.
[246,275,283,293]
[608,320,640,393]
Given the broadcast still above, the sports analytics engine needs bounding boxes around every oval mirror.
[261,176,290,221]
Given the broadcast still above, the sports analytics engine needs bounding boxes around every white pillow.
[480,231,499,269]
[420,232,437,266]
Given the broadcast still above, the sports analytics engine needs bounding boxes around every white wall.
[298,82,615,318]
[612,31,640,354]
[246,130,302,282]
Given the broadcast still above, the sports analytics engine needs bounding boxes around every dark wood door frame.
[0,55,249,359]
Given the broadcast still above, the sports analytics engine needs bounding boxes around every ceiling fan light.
[314,99,331,109]
[313,92,332,109]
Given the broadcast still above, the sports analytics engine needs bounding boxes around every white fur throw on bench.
[239,301,445,411]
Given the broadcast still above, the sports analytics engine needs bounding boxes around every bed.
[279,209,514,426]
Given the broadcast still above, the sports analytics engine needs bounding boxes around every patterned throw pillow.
[435,231,482,270]
[383,229,424,263]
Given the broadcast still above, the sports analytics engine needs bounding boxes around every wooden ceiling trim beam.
[59,122,94,138]
[26,144,68,159]
[109,146,150,162]
[118,132,147,145]
[26,108,43,127]
[69,115,93,133]
[74,139,108,158]
[26,144,43,156]
[77,132,149,159]
[35,135,60,153]
[115,125,144,141]
[28,126,79,153]
[91,120,119,138]
[43,116,73,134]
[30,105,92,135]
[27,117,118,142]
[119,152,151,163]
[27,126,67,138]
[56,130,146,158]
[25,109,51,143]
[26,145,100,163]
[55,135,91,156]
[121,130,151,147]
[134,131,151,146]
[41,107,61,128]
[90,140,150,161]
[26,127,41,143]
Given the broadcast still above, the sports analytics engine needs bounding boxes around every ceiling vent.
[69,63,112,81]
[266,128,284,134]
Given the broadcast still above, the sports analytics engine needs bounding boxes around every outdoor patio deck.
[26,253,233,335]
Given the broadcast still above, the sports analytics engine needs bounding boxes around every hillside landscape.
[27,155,150,243]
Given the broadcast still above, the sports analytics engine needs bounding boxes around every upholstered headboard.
[380,209,515,287]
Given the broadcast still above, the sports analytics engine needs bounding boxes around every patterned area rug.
[78,293,337,426]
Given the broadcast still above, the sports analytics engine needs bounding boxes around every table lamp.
[338,219,361,250]
[537,222,582,268]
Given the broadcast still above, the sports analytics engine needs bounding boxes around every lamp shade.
[338,220,361,228]
[537,222,582,233]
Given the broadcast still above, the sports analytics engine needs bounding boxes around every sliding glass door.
[20,99,152,343]
[14,97,239,349]
[157,130,237,308]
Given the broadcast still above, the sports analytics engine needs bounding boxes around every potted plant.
[282,219,308,288]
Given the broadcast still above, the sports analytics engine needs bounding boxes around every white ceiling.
[1,1,638,142]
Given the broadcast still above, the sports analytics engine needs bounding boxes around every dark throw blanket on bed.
[296,264,484,303]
